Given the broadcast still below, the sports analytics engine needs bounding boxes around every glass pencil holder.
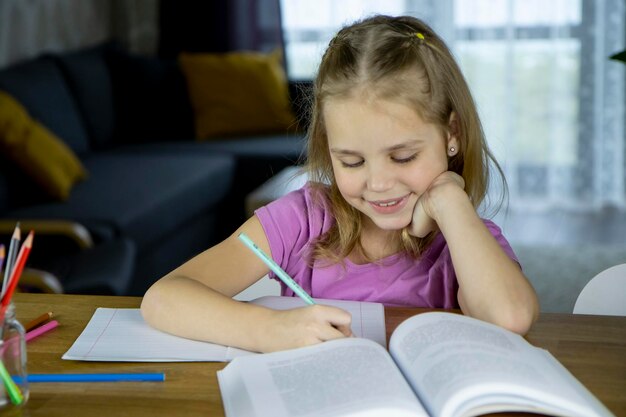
[0,302,29,413]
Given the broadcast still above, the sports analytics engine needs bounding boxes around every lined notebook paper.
[62,296,386,362]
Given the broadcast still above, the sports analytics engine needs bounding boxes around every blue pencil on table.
[238,233,315,305]
[13,373,165,383]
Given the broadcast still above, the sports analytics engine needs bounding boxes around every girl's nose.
[367,165,394,192]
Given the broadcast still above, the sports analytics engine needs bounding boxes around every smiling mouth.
[368,195,410,213]
[374,199,402,207]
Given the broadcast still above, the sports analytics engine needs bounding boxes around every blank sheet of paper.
[62,308,253,362]
[62,296,386,362]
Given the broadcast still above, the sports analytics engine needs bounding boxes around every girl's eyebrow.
[330,148,361,156]
[330,140,423,155]
[385,140,423,151]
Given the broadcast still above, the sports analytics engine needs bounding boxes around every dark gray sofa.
[0,42,305,296]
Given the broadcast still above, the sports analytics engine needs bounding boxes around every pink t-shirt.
[255,184,518,308]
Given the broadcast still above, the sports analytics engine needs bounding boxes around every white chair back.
[233,275,281,301]
[573,264,626,316]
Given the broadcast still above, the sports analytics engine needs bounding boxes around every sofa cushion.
[0,56,90,154]
[106,134,305,202]
[55,43,116,149]
[178,50,297,139]
[5,153,235,250]
[109,134,306,238]
[106,46,194,144]
[0,91,88,200]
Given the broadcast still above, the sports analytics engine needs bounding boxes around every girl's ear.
[447,112,460,156]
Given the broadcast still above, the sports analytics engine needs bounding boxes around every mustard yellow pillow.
[178,50,298,139]
[0,91,88,200]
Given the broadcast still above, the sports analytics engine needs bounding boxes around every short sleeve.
[255,184,334,274]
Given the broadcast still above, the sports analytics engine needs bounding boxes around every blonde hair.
[305,15,506,264]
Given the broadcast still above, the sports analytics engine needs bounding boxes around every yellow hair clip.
[415,32,425,40]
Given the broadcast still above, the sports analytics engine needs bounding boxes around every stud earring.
[448,147,456,155]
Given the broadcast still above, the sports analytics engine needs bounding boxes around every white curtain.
[281,0,626,211]
[446,0,625,212]
[0,0,159,69]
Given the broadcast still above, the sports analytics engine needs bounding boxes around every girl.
[141,15,539,353]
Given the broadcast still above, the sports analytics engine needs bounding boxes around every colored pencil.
[1,223,20,298]
[0,361,23,405]
[13,373,166,383]
[25,320,58,342]
[238,233,315,305]
[0,231,33,322]
[24,311,54,332]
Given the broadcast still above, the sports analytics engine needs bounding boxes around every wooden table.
[10,293,626,417]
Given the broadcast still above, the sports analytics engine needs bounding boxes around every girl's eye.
[392,154,417,164]
[341,160,365,168]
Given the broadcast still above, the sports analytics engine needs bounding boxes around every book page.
[388,312,614,417]
[62,296,385,362]
[218,337,428,417]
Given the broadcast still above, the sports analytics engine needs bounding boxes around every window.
[281,0,410,80]
[280,0,625,210]
[453,0,582,204]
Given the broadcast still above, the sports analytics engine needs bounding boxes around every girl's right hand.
[409,171,466,237]
[260,305,353,352]
[409,198,437,238]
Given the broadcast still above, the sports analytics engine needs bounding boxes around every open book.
[217,312,614,417]
[62,296,385,362]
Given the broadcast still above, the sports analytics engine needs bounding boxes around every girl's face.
[324,96,457,232]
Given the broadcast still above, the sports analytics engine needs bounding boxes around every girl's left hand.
[409,171,466,237]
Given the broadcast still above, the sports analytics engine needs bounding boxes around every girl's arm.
[140,215,352,353]
[412,171,539,335]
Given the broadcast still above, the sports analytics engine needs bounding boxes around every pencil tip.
[24,231,34,246]
[12,224,20,240]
